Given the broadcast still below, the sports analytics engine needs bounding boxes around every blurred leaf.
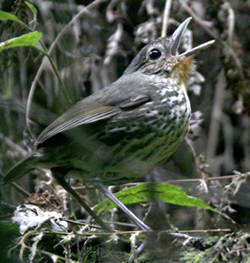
[25,2,37,29]
[0,31,43,52]
[25,2,37,16]
[0,10,26,26]
[93,182,217,213]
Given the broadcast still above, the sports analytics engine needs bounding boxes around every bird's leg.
[93,179,152,231]
[51,168,112,232]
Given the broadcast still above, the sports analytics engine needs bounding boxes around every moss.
[180,232,250,263]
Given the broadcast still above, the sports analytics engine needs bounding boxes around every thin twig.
[72,172,250,192]
[226,3,235,47]
[179,0,219,40]
[161,0,172,37]
[206,69,226,161]
[44,228,231,236]
[10,182,30,197]
[63,218,137,229]
[62,218,102,229]
[118,173,250,187]
[176,228,231,233]
[3,136,28,157]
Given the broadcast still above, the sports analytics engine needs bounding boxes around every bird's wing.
[118,94,150,110]
[36,100,121,144]
[36,76,152,145]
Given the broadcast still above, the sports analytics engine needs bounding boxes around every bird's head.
[124,17,215,86]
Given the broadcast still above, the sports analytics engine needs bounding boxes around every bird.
[2,17,214,232]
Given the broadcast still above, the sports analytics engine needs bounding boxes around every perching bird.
[2,17,214,232]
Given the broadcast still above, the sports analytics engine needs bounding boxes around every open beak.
[170,17,215,57]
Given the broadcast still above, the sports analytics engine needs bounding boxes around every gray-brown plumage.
[2,18,214,230]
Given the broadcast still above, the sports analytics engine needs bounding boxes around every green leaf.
[25,2,37,15]
[0,31,43,52]
[93,182,217,213]
[0,10,26,26]
[25,2,37,28]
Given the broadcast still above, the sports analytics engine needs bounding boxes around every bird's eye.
[148,49,162,60]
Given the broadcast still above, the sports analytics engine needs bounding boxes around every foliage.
[93,182,217,213]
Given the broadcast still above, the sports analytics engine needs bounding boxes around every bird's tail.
[1,155,34,185]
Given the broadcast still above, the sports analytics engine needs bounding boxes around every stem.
[25,0,107,138]
[162,0,172,37]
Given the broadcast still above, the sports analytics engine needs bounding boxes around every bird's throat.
[173,55,195,87]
